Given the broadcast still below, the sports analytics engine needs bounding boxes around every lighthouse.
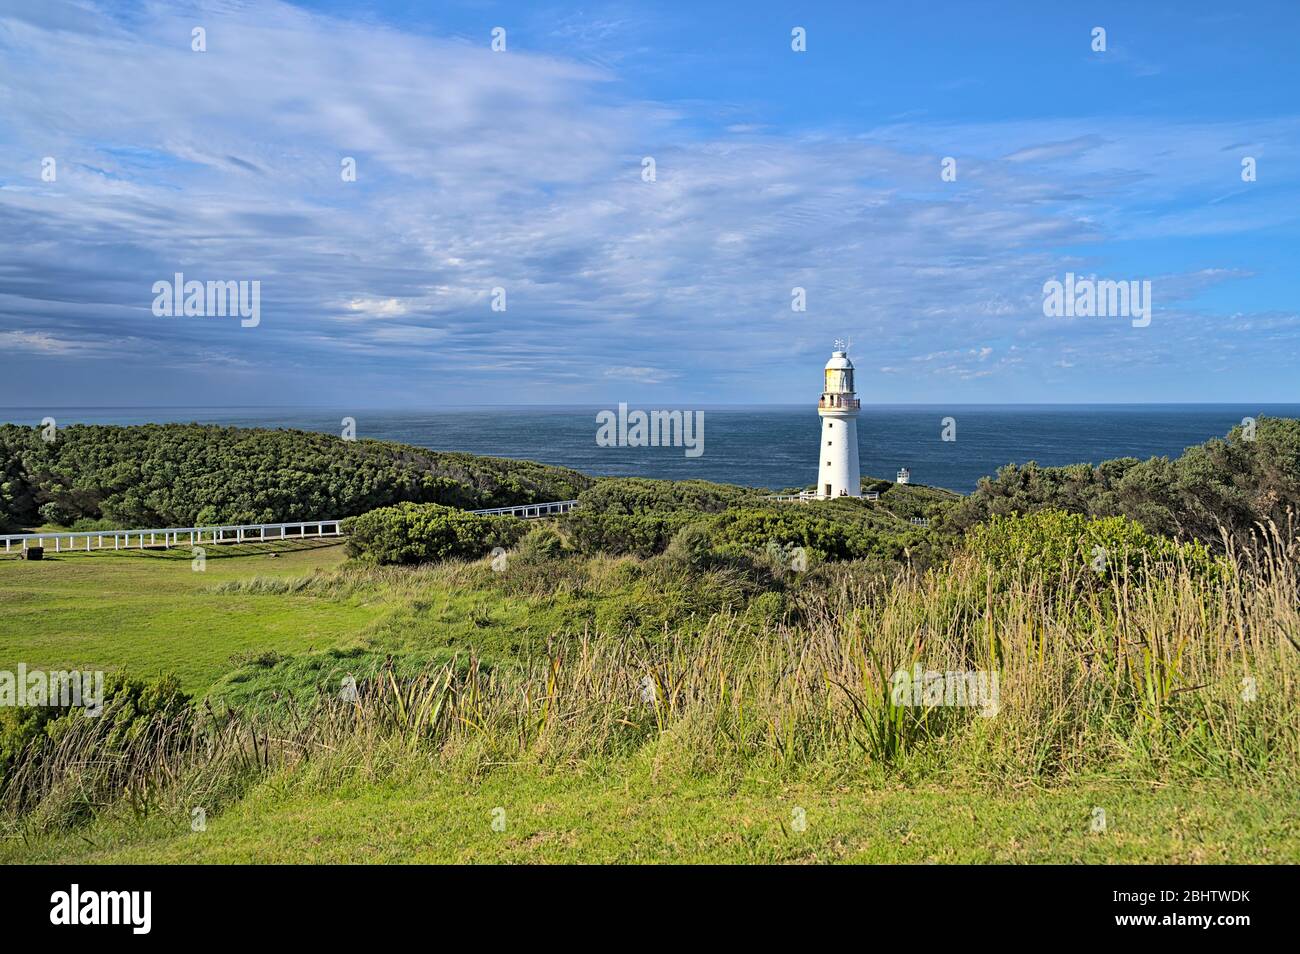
[816,347,861,498]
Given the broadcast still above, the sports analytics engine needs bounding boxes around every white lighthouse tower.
[816,345,861,498]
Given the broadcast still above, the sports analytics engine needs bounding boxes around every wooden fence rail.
[0,500,581,553]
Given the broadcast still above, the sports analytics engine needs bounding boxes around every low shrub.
[562,509,695,557]
[514,524,568,562]
[662,522,715,570]
[576,477,755,515]
[707,506,922,563]
[345,503,526,566]
[965,509,1218,582]
[36,501,77,527]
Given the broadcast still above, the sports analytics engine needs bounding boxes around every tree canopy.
[950,416,1300,547]
[0,423,592,531]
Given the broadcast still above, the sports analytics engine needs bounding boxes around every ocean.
[3,405,1297,494]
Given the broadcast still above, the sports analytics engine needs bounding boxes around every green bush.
[1,672,190,777]
[0,706,56,778]
[951,417,1300,548]
[562,509,695,557]
[514,524,568,562]
[345,502,526,565]
[965,509,1218,581]
[563,492,938,566]
[37,501,77,527]
[562,477,756,558]
[575,477,755,515]
[706,506,921,563]
[663,522,715,570]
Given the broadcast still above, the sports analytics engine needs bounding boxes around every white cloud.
[343,298,410,319]
[0,1,1296,404]
[603,365,677,385]
[0,330,88,354]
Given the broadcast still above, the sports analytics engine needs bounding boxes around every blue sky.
[1,0,1297,406]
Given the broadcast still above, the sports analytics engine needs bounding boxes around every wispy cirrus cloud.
[0,329,96,355]
[604,365,677,385]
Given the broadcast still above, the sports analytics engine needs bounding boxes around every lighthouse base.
[816,413,861,498]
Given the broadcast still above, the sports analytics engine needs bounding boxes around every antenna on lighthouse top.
[833,337,851,353]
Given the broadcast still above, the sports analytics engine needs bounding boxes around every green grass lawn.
[7,763,1295,864]
[0,539,625,704]
[0,541,381,694]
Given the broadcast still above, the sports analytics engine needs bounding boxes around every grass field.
[2,536,1296,864]
[0,542,375,694]
[6,767,1296,864]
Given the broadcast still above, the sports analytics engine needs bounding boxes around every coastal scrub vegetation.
[952,416,1300,547]
[1,418,1298,861]
[344,503,526,565]
[0,423,592,532]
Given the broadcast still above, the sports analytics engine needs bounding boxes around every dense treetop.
[950,416,1300,546]
[0,423,592,531]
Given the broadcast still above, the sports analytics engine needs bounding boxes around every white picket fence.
[0,499,580,554]
[470,500,579,519]
[767,491,881,502]
[1,520,344,554]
